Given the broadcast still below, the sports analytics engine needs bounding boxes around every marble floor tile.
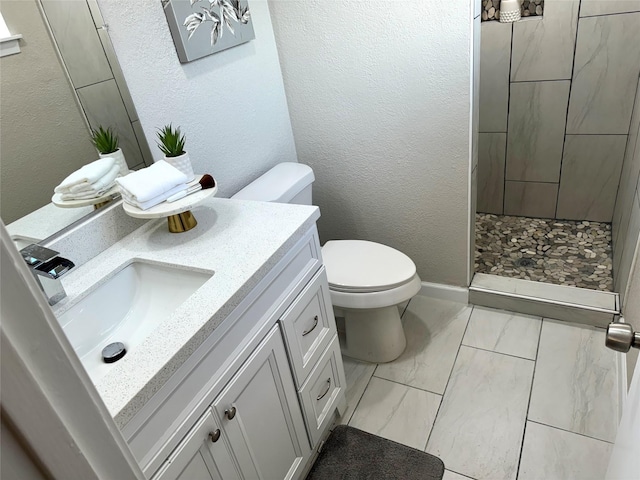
[348,377,441,450]
[374,297,472,394]
[337,356,376,424]
[426,346,534,480]
[462,307,541,360]
[528,320,618,442]
[518,421,613,480]
[443,470,475,480]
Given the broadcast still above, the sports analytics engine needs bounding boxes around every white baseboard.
[617,352,627,423]
[419,282,469,304]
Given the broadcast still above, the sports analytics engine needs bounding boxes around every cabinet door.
[152,410,240,480]
[213,325,311,480]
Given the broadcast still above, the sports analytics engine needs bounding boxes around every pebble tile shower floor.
[475,214,613,291]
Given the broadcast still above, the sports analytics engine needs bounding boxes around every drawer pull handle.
[302,316,319,336]
[317,378,331,401]
[209,429,221,443]
[225,407,237,420]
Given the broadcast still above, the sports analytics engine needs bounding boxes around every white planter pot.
[164,152,195,182]
[99,148,129,176]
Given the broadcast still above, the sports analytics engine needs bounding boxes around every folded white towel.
[116,160,188,203]
[55,157,116,193]
[121,183,188,210]
[68,163,121,194]
[60,185,114,201]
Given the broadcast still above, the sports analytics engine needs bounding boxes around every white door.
[606,354,640,479]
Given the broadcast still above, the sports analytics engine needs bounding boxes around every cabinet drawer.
[298,336,346,446]
[280,268,336,387]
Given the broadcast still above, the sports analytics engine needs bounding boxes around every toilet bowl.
[232,162,422,363]
[322,240,421,362]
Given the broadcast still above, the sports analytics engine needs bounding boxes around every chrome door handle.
[225,406,237,420]
[606,322,640,353]
[209,429,221,443]
[302,316,319,336]
[317,378,331,401]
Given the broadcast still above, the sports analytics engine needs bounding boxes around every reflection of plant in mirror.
[184,0,251,46]
[91,126,119,154]
[157,124,186,158]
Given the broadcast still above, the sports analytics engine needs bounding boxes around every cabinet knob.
[225,406,237,420]
[208,429,221,443]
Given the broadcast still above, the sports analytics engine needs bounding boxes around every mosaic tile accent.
[475,214,613,291]
[482,0,544,22]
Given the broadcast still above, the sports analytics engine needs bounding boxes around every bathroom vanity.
[51,198,346,479]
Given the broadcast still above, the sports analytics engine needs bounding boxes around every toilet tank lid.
[232,162,315,202]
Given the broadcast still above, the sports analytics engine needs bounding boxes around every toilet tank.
[231,162,315,205]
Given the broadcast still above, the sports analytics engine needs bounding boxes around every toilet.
[232,162,421,363]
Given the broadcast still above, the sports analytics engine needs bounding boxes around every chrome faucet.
[20,244,75,305]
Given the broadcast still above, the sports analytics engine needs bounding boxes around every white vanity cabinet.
[124,226,346,480]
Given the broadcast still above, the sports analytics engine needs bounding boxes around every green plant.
[90,126,119,154]
[156,124,186,157]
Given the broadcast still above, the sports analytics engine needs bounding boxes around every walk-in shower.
[475,2,640,299]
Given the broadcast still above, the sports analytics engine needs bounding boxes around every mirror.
[0,0,152,246]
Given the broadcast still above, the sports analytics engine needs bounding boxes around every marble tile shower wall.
[39,0,153,170]
[477,1,640,222]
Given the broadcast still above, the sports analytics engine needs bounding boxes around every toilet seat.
[329,273,422,309]
[322,240,417,293]
[322,240,421,309]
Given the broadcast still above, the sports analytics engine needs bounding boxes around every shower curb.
[469,273,619,328]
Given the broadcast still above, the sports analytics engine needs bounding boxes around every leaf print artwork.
[182,0,250,46]
[164,0,255,62]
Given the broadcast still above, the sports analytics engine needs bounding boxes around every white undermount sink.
[58,261,213,382]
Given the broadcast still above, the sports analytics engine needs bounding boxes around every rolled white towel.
[116,160,188,203]
[121,183,188,211]
[55,157,116,193]
[68,163,121,194]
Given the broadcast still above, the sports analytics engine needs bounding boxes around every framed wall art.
[163,0,255,63]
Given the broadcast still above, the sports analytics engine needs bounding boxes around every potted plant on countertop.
[156,124,195,182]
[91,126,129,176]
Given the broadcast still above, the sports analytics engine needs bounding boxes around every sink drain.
[102,342,127,363]
[514,258,536,268]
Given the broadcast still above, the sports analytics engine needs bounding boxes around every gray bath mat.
[306,425,445,480]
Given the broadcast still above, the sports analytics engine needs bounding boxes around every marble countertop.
[52,197,320,427]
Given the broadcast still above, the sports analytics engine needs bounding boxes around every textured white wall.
[96,0,297,197]
[268,0,474,286]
